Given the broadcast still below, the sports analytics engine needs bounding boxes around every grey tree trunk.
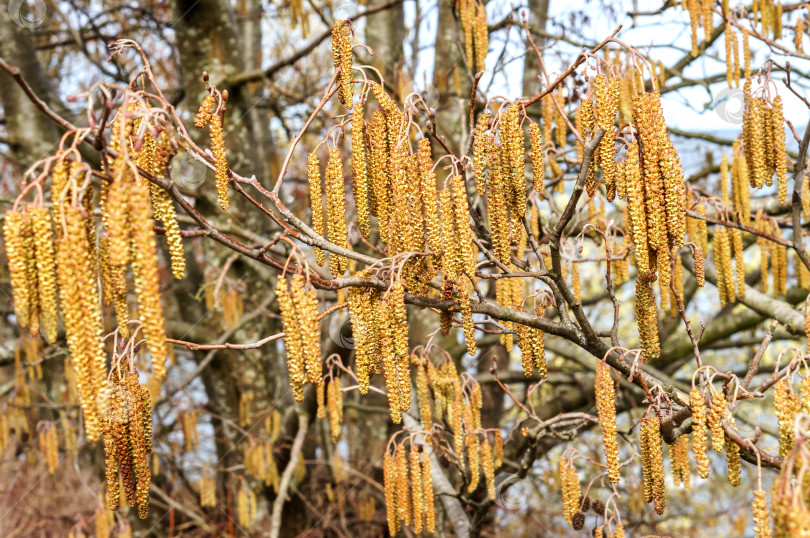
[522,0,551,97]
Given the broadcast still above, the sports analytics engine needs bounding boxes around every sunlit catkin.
[4,211,33,329]
[725,432,741,487]
[384,451,400,535]
[671,435,691,490]
[209,113,230,211]
[753,488,772,537]
[708,391,727,453]
[307,153,325,266]
[774,379,799,458]
[595,362,620,483]
[772,96,788,204]
[689,388,710,478]
[351,103,371,237]
[276,277,305,401]
[326,148,349,276]
[635,274,660,362]
[529,121,544,189]
[644,416,666,515]
[332,20,353,107]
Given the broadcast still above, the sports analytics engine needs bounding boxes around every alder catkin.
[209,113,230,211]
[332,20,353,107]
[4,211,33,329]
[774,379,799,458]
[595,362,621,483]
[307,153,325,266]
[708,391,727,453]
[30,207,58,343]
[352,103,370,237]
[326,148,349,276]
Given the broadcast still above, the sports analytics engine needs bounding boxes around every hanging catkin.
[595,362,620,483]
[325,148,349,276]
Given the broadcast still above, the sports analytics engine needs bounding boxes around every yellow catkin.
[332,20,353,107]
[327,377,343,444]
[774,379,799,458]
[395,444,411,527]
[474,2,488,73]
[276,277,306,401]
[326,148,349,276]
[708,391,727,453]
[421,450,435,532]
[644,416,666,515]
[4,211,33,329]
[195,94,216,128]
[689,388,710,478]
[482,439,495,500]
[30,207,58,343]
[209,113,230,211]
[725,432,741,487]
[529,121,544,189]
[410,446,424,533]
[595,362,620,483]
[671,435,691,490]
[384,451,399,535]
[625,143,650,274]
[753,488,772,537]
[307,153,325,266]
[352,103,370,237]
[773,96,788,204]
[635,274,660,362]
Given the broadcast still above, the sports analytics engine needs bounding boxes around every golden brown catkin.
[725,432,741,487]
[772,96,788,204]
[646,416,666,515]
[326,148,349,276]
[708,390,727,453]
[595,362,620,483]
[753,488,772,537]
[774,379,799,458]
[690,388,710,479]
[352,103,370,237]
[529,121,544,189]
[383,451,400,535]
[30,207,58,343]
[209,113,230,211]
[635,274,660,362]
[307,153,325,266]
[332,20,353,107]
[4,211,33,329]
[276,277,306,401]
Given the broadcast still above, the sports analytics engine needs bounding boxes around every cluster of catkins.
[316,375,344,444]
[769,411,810,536]
[561,459,624,536]
[4,102,176,442]
[742,80,788,203]
[103,363,152,519]
[458,0,489,73]
[195,91,230,210]
[690,383,747,490]
[586,80,689,362]
[384,443,436,535]
[346,278,411,423]
[275,274,322,402]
